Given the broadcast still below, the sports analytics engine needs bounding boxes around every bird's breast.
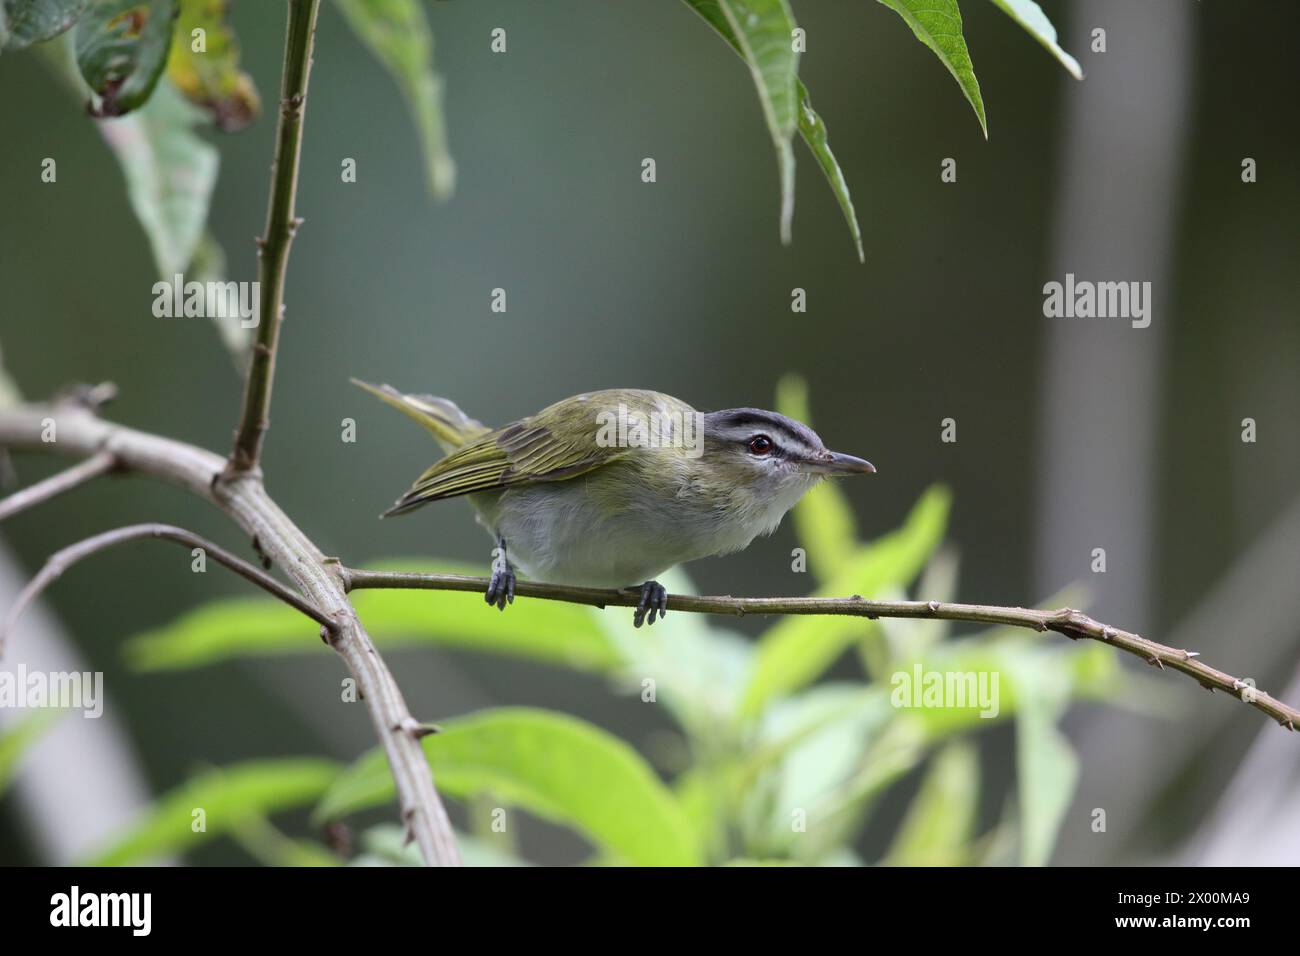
[469,466,726,588]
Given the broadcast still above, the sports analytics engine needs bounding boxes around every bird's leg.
[632,580,669,628]
[485,536,516,611]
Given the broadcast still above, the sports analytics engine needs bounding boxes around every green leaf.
[0,711,62,794]
[684,0,800,244]
[75,0,178,117]
[83,758,341,865]
[166,0,259,130]
[1013,657,1079,865]
[334,0,454,199]
[684,1,863,259]
[889,632,1119,739]
[1,0,88,50]
[875,0,987,137]
[746,683,893,858]
[97,77,218,276]
[754,634,1116,862]
[746,683,889,789]
[883,740,979,865]
[798,719,927,861]
[599,566,755,739]
[738,485,951,717]
[316,708,701,866]
[228,813,342,867]
[796,79,864,261]
[875,546,960,664]
[775,374,859,579]
[988,0,1082,79]
[124,561,622,673]
[36,31,215,278]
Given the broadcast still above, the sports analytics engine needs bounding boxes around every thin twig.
[343,568,1300,733]
[0,450,116,522]
[1,523,334,657]
[227,0,322,473]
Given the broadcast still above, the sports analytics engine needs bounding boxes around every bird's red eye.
[748,435,773,455]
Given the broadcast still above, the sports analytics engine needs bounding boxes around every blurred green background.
[1,0,1297,865]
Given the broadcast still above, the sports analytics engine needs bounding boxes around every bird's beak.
[810,451,877,475]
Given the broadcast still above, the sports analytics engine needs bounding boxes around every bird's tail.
[350,378,490,453]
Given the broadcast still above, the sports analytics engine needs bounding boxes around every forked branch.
[0,523,334,658]
[0,402,461,866]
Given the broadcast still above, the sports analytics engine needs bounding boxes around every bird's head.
[697,407,875,509]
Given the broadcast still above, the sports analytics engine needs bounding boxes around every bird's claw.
[485,566,515,611]
[633,580,668,628]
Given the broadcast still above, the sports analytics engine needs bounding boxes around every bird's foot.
[485,566,516,611]
[633,580,668,628]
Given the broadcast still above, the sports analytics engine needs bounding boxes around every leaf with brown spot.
[166,0,258,131]
[74,0,178,116]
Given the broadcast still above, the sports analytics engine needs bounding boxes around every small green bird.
[353,381,876,626]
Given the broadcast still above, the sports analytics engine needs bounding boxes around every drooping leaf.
[75,0,178,117]
[0,0,88,50]
[738,485,951,717]
[795,79,864,261]
[683,1,863,259]
[316,708,701,866]
[334,0,454,199]
[124,561,622,673]
[875,0,987,137]
[166,0,258,130]
[988,0,1082,79]
[776,374,859,578]
[0,711,62,794]
[883,740,979,865]
[683,0,799,244]
[95,77,218,276]
[83,758,341,865]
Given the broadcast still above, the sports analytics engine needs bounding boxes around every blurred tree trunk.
[1034,0,1195,864]
[0,546,160,864]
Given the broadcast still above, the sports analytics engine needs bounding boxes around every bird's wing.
[383,415,632,515]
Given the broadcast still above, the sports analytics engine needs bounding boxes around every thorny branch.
[343,568,1300,733]
[0,401,462,865]
[228,0,321,474]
